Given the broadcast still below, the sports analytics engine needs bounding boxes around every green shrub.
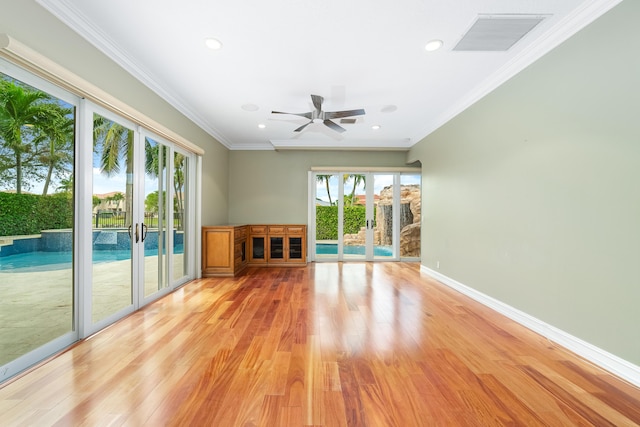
[0,192,73,236]
[315,205,368,240]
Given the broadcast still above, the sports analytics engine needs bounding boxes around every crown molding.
[415,0,623,141]
[270,138,412,151]
[36,0,233,150]
[0,33,205,155]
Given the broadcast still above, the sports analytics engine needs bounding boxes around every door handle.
[127,225,132,239]
[141,223,148,242]
[135,223,140,243]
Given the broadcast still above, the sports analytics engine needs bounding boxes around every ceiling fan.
[272,94,365,133]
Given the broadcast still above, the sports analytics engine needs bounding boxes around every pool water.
[0,245,184,272]
[316,243,393,257]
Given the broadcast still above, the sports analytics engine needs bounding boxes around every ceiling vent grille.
[453,15,548,51]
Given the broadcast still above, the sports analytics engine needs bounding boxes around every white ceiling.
[37,0,618,151]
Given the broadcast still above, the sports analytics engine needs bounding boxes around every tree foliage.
[0,77,75,195]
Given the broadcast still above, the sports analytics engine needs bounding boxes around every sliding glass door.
[91,111,136,325]
[311,170,421,262]
[0,64,79,380]
[371,173,396,260]
[88,106,193,332]
[172,149,190,284]
[0,58,198,384]
[342,173,368,260]
[141,135,170,301]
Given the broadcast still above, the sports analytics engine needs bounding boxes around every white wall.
[228,150,412,224]
[409,1,640,365]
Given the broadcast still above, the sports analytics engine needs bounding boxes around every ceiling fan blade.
[272,111,313,119]
[324,108,366,119]
[294,121,313,132]
[323,119,346,133]
[311,95,323,113]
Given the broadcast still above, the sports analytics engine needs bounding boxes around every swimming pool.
[0,245,184,272]
[316,243,393,257]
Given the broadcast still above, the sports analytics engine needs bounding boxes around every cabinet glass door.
[269,236,284,260]
[251,236,265,261]
[288,237,303,260]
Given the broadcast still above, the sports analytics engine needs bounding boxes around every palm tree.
[93,115,134,226]
[342,174,366,206]
[34,104,74,195]
[110,192,124,210]
[0,80,53,194]
[145,140,185,230]
[57,176,74,194]
[316,174,333,205]
[173,152,186,231]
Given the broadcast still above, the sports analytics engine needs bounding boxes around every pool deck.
[0,254,183,366]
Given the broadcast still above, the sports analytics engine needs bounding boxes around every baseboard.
[420,265,640,388]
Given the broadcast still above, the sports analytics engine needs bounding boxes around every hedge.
[0,192,73,236]
[316,205,368,240]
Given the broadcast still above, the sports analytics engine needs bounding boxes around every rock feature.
[343,184,421,257]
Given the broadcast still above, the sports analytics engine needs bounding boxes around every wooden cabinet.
[265,225,306,265]
[202,225,247,277]
[248,225,267,265]
[203,224,306,276]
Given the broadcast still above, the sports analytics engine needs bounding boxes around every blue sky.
[316,173,421,203]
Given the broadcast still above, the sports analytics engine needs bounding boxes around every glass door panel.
[91,113,135,324]
[342,173,367,260]
[400,174,421,258]
[373,174,395,260]
[311,171,420,262]
[172,151,187,282]
[143,137,169,299]
[315,174,339,260]
[0,71,76,372]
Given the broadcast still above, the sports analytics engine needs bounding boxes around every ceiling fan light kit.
[272,94,366,133]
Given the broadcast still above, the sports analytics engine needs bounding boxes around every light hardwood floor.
[1,262,639,426]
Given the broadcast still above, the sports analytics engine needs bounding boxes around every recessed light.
[425,39,443,52]
[205,38,223,50]
[241,103,259,111]
[258,123,266,129]
[372,125,381,130]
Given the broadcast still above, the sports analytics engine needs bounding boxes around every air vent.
[453,15,548,51]
[340,118,357,124]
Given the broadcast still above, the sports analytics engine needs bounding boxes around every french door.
[311,171,421,261]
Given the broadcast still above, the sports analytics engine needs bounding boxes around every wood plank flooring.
[1,262,639,426]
